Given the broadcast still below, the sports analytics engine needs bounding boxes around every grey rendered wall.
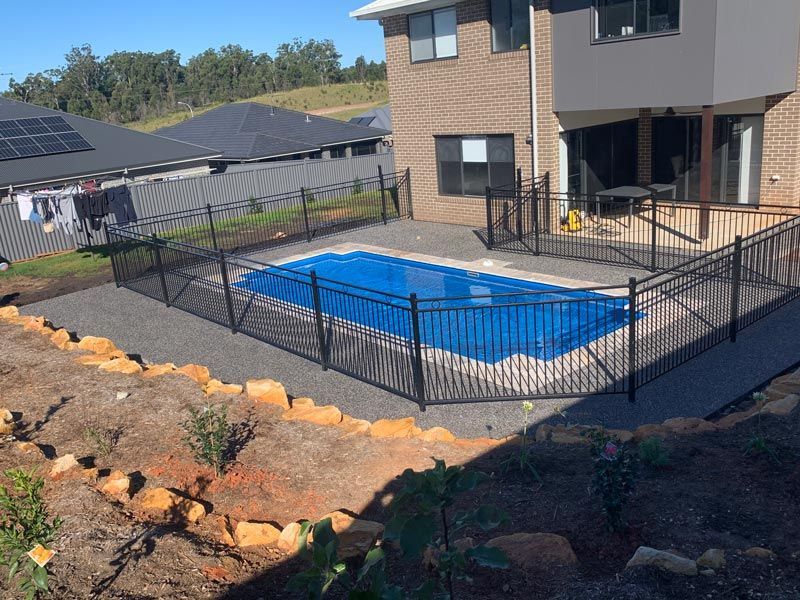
[0,153,395,262]
[712,0,800,106]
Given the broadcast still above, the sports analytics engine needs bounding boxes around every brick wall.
[637,108,652,186]
[383,0,533,226]
[532,1,559,190]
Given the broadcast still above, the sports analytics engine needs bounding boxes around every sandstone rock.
[201,565,233,582]
[50,328,73,350]
[486,533,578,570]
[292,397,315,408]
[625,546,698,576]
[633,423,670,441]
[81,468,100,481]
[744,547,775,559]
[50,454,80,478]
[175,364,211,385]
[16,441,42,456]
[246,379,289,410]
[23,316,48,333]
[369,417,421,439]
[661,417,717,435]
[277,522,302,553]
[697,548,726,570]
[142,363,177,377]
[607,429,634,443]
[282,405,343,426]
[336,415,371,435]
[0,409,15,435]
[218,516,236,547]
[138,488,206,524]
[499,434,524,446]
[101,470,131,497]
[700,568,715,576]
[454,537,475,552]
[550,429,589,445]
[453,437,502,450]
[98,358,143,375]
[234,521,282,547]
[0,306,19,320]
[760,394,798,416]
[715,409,758,429]
[313,511,384,559]
[75,352,126,366]
[205,379,244,396]
[416,427,457,443]
[77,336,119,355]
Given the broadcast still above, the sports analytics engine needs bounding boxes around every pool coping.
[263,243,629,298]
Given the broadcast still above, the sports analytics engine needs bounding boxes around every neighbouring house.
[155,102,391,172]
[351,0,800,226]
[0,97,219,199]
[349,105,393,131]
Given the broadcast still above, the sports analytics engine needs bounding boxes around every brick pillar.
[637,108,652,186]
[760,44,800,207]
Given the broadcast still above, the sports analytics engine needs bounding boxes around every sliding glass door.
[563,119,638,196]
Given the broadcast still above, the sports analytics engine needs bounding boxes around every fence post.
[378,165,388,225]
[532,177,541,255]
[485,186,495,248]
[218,250,237,334]
[729,235,743,343]
[650,197,658,272]
[151,234,170,307]
[310,270,329,370]
[627,277,638,403]
[409,293,427,412]
[515,167,524,242]
[300,187,312,243]
[206,203,219,250]
[104,222,121,288]
[405,167,414,219]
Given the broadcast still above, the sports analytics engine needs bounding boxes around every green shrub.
[0,468,62,600]
[587,429,637,532]
[182,404,232,478]
[500,401,541,482]
[744,392,780,465]
[248,195,264,215]
[84,425,122,460]
[352,177,363,195]
[637,437,670,468]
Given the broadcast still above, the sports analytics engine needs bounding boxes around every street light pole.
[177,101,194,119]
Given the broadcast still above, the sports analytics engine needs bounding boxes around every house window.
[595,0,679,40]
[491,0,530,52]
[409,7,458,62]
[435,136,515,196]
[329,146,347,159]
[352,141,377,156]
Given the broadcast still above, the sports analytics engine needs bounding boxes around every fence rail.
[107,167,800,409]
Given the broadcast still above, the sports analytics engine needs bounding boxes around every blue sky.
[1,1,384,91]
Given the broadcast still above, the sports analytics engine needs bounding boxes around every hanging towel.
[16,193,34,221]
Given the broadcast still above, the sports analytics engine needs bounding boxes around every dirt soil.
[0,320,799,599]
[0,268,114,307]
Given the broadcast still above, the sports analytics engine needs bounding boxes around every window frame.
[490,0,531,54]
[591,0,681,44]
[435,134,516,197]
[408,6,459,64]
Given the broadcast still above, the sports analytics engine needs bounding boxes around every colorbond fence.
[0,153,394,262]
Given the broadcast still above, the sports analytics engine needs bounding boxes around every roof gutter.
[350,0,455,20]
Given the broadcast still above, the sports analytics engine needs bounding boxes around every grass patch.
[0,247,111,279]
[128,82,389,133]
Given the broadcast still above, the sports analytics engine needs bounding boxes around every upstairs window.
[409,7,458,62]
[491,0,530,52]
[595,0,679,40]
[435,135,515,196]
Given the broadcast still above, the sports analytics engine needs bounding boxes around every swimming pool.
[234,251,635,363]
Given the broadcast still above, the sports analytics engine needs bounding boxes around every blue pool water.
[234,251,635,363]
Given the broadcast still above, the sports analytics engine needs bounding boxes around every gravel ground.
[24,220,800,438]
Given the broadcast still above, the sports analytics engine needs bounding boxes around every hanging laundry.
[16,192,34,221]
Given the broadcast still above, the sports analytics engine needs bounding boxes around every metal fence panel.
[0,202,77,262]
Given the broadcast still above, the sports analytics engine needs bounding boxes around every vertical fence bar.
[532,177,541,255]
[104,223,121,288]
[515,168,524,242]
[300,187,312,242]
[206,203,219,250]
[485,186,495,248]
[650,197,658,272]
[310,270,329,370]
[218,250,237,334]
[627,277,638,403]
[405,167,414,219]
[151,234,170,307]
[378,165,388,225]
[729,235,743,342]
[409,293,426,411]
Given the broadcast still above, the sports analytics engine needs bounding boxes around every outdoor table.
[594,185,653,226]
[647,183,678,216]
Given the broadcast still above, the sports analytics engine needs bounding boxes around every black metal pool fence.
[106,169,800,410]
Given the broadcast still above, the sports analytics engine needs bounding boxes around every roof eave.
[350,0,455,20]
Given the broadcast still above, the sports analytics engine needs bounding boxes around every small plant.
[352,177,363,195]
[306,191,316,203]
[84,425,122,460]
[637,437,670,468]
[744,392,781,466]
[0,468,62,600]
[385,458,509,599]
[182,403,231,478]
[587,429,637,532]
[500,401,541,482]
[286,517,402,599]
[247,195,263,215]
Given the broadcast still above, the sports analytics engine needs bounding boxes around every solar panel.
[0,116,93,160]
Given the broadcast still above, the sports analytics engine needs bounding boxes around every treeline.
[3,40,386,124]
